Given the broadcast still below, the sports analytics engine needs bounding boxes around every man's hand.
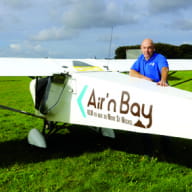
[157,67,169,86]
[157,80,169,87]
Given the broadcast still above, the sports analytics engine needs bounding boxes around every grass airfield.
[1,71,192,191]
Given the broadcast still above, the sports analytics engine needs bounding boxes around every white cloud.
[31,0,138,41]
[31,27,79,41]
[9,43,21,51]
[1,0,192,58]
[62,0,137,29]
[7,41,48,57]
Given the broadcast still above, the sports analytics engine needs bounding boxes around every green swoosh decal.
[77,85,88,118]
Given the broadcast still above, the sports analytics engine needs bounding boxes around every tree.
[115,43,192,59]
[180,44,192,58]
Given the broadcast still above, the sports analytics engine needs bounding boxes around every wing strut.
[0,104,45,120]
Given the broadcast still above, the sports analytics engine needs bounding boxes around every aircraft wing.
[0,57,132,76]
[1,57,192,76]
[0,58,107,76]
[167,59,192,71]
[91,59,192,72]
[80,59,134,72]
[0,58,69,76]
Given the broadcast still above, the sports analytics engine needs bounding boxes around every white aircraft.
[0,57,192,148]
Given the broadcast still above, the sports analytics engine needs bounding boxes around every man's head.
[141,38,155,60]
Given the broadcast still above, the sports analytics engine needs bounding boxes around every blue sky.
[0,0,192,58]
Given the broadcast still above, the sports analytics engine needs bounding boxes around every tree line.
[115,43,192,59]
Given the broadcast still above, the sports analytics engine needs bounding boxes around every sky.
[0,0,192,59]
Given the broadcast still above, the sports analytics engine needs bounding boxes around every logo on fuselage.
[78,86,153,128]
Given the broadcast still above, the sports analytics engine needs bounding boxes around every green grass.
[168,70,192,91]
[1,72,192,191]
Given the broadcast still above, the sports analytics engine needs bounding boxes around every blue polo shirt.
[130,53,169,82]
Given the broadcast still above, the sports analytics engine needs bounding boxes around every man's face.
[141,40,155,60]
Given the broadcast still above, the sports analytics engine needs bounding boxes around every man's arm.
[157,67,169,86]
[129,69,153,81]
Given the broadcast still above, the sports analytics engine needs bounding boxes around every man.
[130,38,169,86]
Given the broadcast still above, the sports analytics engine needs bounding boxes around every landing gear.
[28,120,68,148]
[91,127,116,139]
[28,128,47,148]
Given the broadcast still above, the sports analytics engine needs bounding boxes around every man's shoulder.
[153,53,169,67]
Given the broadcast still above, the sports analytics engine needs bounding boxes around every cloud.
[1,0,192,58]
[31,27,79,41]
[148,0,192,14]
[0,0,32,9]
[62,0,137,29]
[7,41,48,57]
[9,43,21,51]
[10,42,45,54]
[173,19,192,31]
[31,0,139,41]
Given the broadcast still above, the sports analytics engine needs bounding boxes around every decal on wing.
[73,61,104,72]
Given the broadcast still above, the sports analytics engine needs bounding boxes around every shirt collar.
[143,52,157,62]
